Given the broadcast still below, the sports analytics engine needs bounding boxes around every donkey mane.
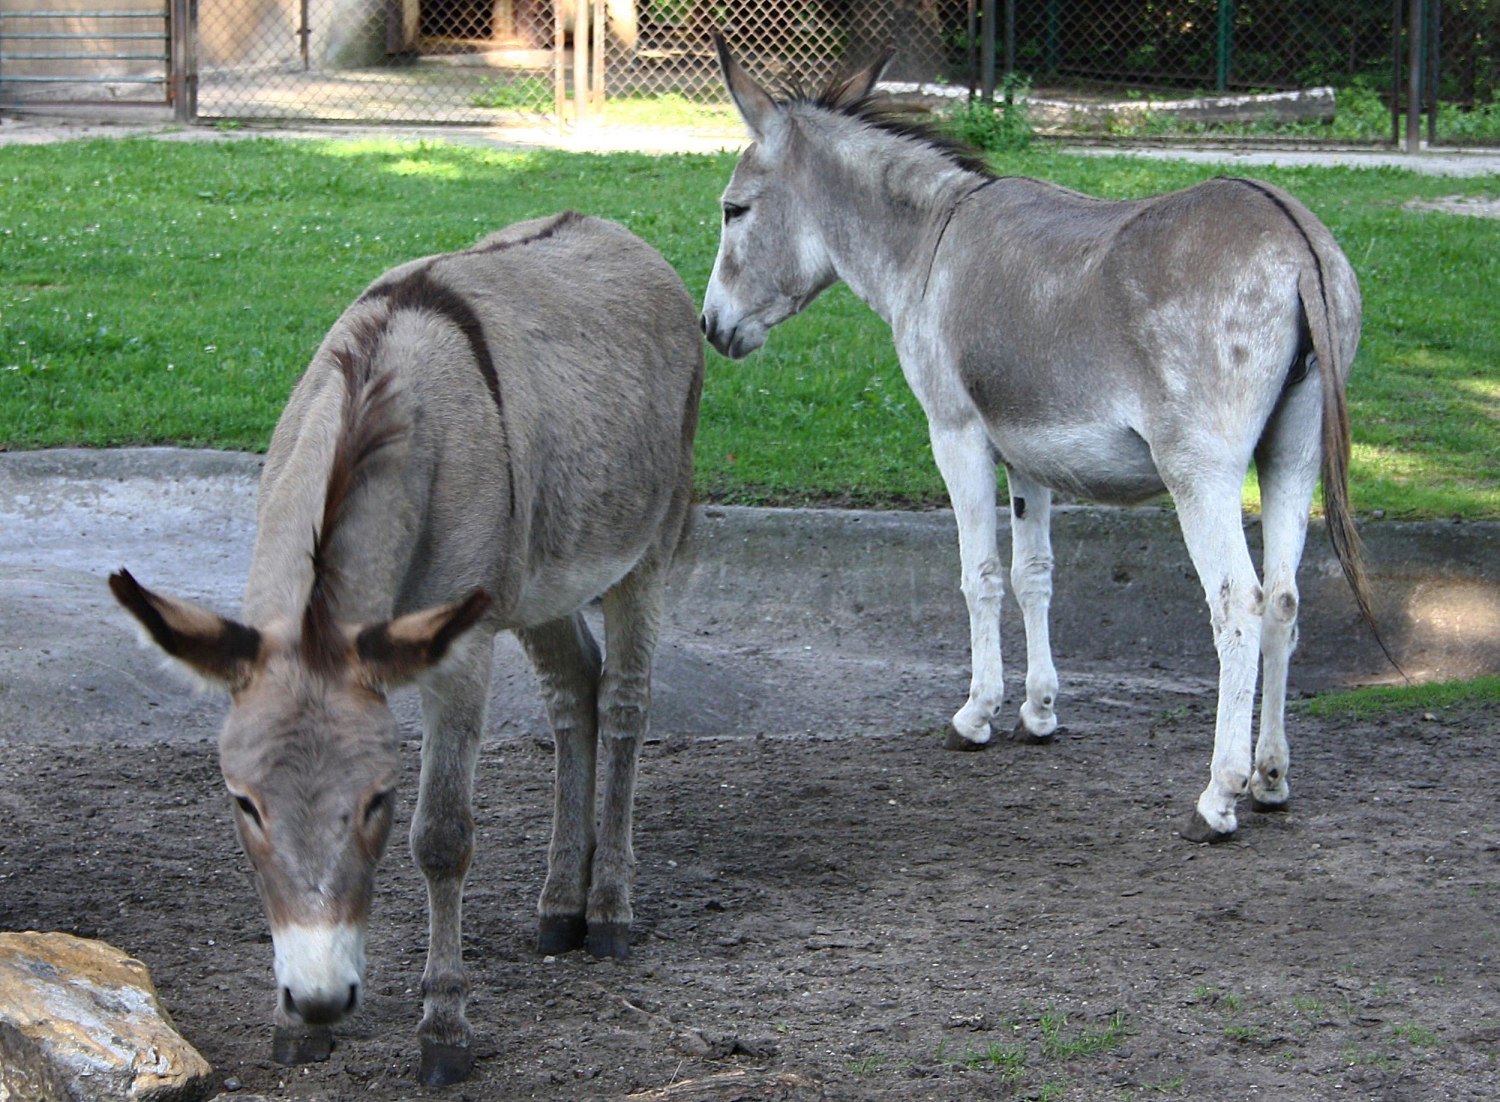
[778,67,994,179]
[302,318,406,674]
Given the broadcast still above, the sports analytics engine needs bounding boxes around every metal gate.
[0,0,184,109]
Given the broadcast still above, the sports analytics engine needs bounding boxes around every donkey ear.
[354,589,492,687]
[827,45,896,109]
[714,32,779,138]
[109,568,261,690]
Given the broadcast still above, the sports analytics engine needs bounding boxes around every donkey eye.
[233,794,263,828]
[722,202,748,223]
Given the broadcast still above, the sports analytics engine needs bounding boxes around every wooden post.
[169,0,196,123]
[554,0,566,129]
[574,0,591,123]
[591,0,605,114]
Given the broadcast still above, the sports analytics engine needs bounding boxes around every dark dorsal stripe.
[359,265,517,513]
[362,270,503,417]
[470,209,582,257]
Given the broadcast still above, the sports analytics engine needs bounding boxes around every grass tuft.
[1297,676,1500,718]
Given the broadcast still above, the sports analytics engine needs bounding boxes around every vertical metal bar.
[1045,0,1060,73]
[980,0,995,100]
[1426,0,1440,144]
[966,0,976,99]
[1216,0,1235,91]
[1406,0,1423,152]
[1391,0,1403,146]
[591,0,604,113]
[170,0,196,122]
[300,0,310,70]
[1004,0,1015,81]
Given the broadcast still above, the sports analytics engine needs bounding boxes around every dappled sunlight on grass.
[1,138,1495,521]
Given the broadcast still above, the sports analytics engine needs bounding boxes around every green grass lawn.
[2,135,1497,519]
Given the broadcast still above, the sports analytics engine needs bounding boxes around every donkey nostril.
[699,313,707,334]
[283,985,355,1026]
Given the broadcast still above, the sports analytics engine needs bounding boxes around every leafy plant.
[943,77,1033,153]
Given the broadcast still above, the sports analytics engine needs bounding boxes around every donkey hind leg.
[1168,473,1266,843]
[1249,377,1322,812]
[585,543,672,959]
[411,638,495,1086]
[518,613,603,955]
[1005,468,1059,741]
[929,422,1005,750]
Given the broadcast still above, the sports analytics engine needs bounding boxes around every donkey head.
[700,34,890,359]
[109,568,489,1035]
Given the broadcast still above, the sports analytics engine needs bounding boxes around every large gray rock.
[0,931,212,1101]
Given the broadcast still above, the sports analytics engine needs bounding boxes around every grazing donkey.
[109,212,703,1085]
[700,37,1375,844]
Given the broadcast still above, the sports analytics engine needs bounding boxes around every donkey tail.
[1297,251,1403,675]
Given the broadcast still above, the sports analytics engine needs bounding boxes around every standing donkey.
[700,37,1375,843]
[110,212,703,1086]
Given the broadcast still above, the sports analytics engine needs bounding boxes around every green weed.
[1040,1007,1129,1060]
[1392,1021,1440,1047]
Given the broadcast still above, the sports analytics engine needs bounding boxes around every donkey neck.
[794,109,983,323]
[242,361,421,631]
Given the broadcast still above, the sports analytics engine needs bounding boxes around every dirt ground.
[1,452,1497,1100]
[1,685,1496,1101]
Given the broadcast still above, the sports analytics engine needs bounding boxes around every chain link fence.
[3,1,1495,144]
[183,0,956,123]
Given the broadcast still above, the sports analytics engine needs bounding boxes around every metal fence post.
[1216,0,1235,92]
[169,0,197,123]
[1407,0,1424,152]
[980,0,996,101]
[1426,0,1441,145]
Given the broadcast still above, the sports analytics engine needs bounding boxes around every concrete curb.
[1,447,1494,756]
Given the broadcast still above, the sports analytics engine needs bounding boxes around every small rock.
[0,930,212,1101]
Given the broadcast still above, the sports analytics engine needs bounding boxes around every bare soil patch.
[1,692,1495,1101]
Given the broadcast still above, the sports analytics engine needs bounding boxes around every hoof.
[418,1040,473,1087]
[272,1025,333,1065]
[538,913,588,955]
[944,726,990,752]
[1249,796,1290,814]
[1179,811,1235,845]
[586,922,631,960]
[1009,720,1058,745]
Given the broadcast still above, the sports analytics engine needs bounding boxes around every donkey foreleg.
[587,559,669,959]
[1005,469,1059,740]
[928,422,1005,749]
[518,615,603,955]
[412,645,493,1086]
[1170,481,1265,842]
